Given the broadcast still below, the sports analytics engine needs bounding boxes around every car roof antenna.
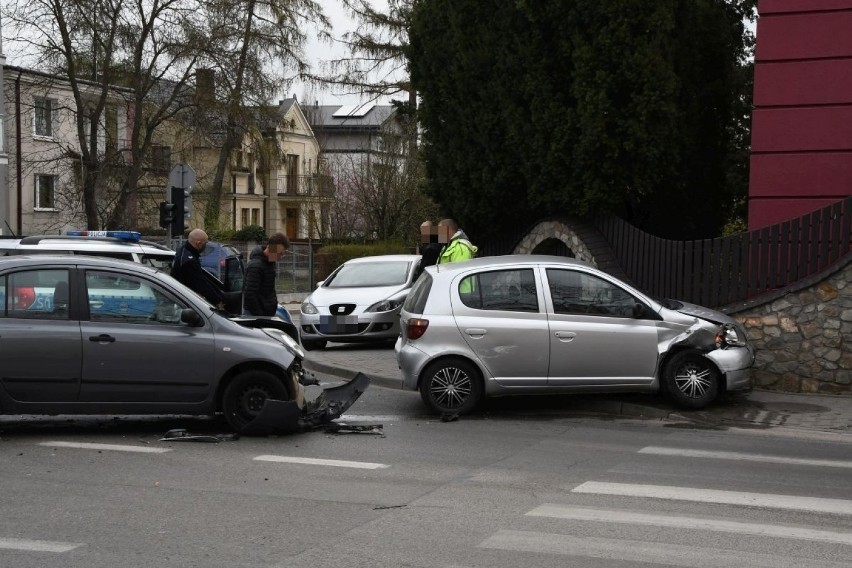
[3,220,17,238]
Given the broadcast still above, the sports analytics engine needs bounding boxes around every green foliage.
[233,225,267,242]
[206,227,237,242]
[409,0,756,240]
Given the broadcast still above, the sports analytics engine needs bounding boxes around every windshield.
[325,261,411,288]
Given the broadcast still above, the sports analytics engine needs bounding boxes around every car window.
[403,272,432,313]
[0,268,71,320]
[224,257,244,291]
[546,268,636,317]
[325,261,411,288]
[140,254,174,271]
[85,270,190,325]
[458,269,538,312]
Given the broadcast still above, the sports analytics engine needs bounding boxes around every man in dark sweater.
[243,232,289,316]
[171,228,225,309]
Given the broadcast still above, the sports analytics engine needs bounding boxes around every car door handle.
[89,334,115,343]
[465,328,487,338]
[554,331,576,342]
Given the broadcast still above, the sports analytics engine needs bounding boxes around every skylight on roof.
[332,102,377,118]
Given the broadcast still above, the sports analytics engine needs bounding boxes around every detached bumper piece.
[240,373,371,436]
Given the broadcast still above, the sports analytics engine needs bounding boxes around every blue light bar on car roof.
[66,230,142,242]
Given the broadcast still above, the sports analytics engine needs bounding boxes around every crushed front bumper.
[240,373,371,435]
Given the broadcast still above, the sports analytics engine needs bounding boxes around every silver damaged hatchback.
[395,255,755,415]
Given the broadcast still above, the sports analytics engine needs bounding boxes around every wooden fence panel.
[591,197,852,308]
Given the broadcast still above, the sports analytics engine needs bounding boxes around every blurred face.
[421,225,439,244]
[436,224,453,244]
[265,244,287,262]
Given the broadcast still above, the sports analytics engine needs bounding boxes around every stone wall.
[729,260,852,395]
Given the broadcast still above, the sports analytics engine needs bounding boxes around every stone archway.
[513,220,598,267]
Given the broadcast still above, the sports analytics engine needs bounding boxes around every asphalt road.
[2,374,852,568]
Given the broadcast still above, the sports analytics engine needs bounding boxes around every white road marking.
[572,481,852,516]
[253,455,389,469]
[338,414,405,422]
[639,446,852,469]
[527,504,852,546]
[479,530,850,568]
[38,441,170,454]
[0,538,82,553]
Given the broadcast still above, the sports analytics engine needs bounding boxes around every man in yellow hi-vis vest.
[436,219,477,264]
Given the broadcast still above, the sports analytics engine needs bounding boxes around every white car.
[299,254,422,350]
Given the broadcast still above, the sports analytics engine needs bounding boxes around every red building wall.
[749,0,852,228]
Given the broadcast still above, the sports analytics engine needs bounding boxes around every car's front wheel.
[419,357,483,415]
[663,351,720,409]
[222,371,289,434]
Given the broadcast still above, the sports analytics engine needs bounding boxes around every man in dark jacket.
[243,232,289,316]
[171,228,225,308]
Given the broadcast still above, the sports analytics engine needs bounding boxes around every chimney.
[194,69,215,106]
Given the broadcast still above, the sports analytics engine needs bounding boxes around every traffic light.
[158,201,175,228]
[182,188,192,231]
[169,186,185,236]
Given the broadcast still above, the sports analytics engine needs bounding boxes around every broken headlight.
[715,323,746,348]
[263,327,306,359]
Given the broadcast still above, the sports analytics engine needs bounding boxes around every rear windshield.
[403,272,432,314]
[325,261,411,288]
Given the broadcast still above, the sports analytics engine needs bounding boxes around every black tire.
[419,357,483,415]
[663,351,720,410]
[300,337,327,351]
[222,370,289,434]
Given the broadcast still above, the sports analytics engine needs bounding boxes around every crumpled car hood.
[673,301,738,326]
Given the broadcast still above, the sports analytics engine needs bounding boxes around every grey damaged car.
[0,255,368,434]
[395,255,754,415]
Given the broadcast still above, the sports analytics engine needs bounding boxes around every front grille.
[329,303,356,316]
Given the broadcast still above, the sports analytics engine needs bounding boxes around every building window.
[34,97,56,138]
[35,175,57,210]
[151,145,171,173]
[251,208,260,225]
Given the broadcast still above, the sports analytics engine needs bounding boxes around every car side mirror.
[181,308,203,327]
[632,303,647,319]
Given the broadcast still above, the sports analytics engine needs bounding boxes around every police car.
[0,230,293,326]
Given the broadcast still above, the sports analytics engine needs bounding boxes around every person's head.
[187,228,209,252]
[263,232,289,262]
[420,220,438,244]
[437,219,458,243]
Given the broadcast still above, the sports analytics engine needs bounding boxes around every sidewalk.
[302,342,852,437]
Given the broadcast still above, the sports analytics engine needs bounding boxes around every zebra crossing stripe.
[572,481,852,516]
[527,504,852,546]
[639,446,852,469]
[0,538,82,553]
[479,530,851,568]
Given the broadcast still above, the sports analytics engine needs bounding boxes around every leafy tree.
[408,0,756,240]
[3,0,214,229]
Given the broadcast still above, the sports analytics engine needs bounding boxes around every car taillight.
[13,287,36,309]
[405,318,429,340]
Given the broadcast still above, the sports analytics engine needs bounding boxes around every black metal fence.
[594,196,852,307]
